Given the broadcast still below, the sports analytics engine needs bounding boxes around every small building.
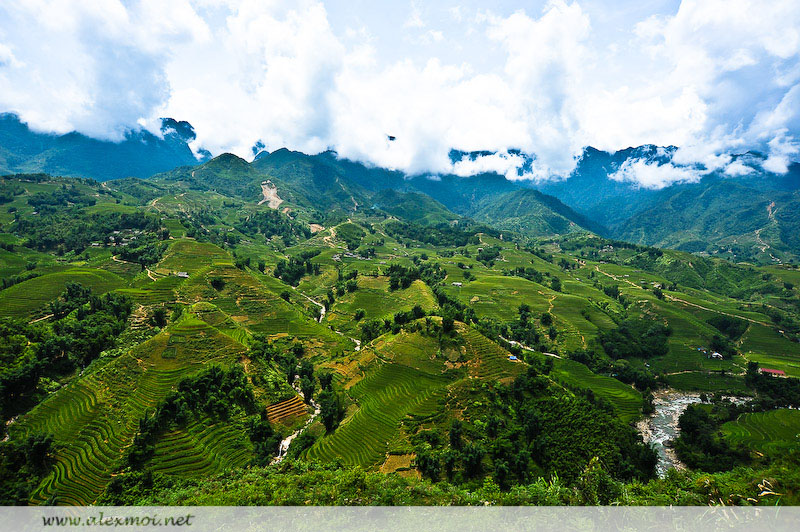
[508,355,518,361]
[175,271,189,278]
[452,282,462,287]
[759,368,787,377]
[710,352,723,360]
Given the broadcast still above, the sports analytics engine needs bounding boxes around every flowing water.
[637,390,701,477]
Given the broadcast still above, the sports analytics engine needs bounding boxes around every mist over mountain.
[0,114,208,181]
[2,112,800,262]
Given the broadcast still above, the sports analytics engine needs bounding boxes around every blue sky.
[0,1,798,187]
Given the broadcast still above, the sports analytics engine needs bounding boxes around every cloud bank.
[1,0,799,187]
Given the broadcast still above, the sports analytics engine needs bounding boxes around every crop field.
[179,264,351,356]
[148,415,253,478]
[156,239,232,274]
[461,326,525,381]
[665,372,749,393]
[11,316,246,505]
[326,278,437,331]
[0,268,125,318]
[266,395,308,425]
[550,358,642,422]
[550,293,604,351]
[305,362,449,468]
[739,324,800,377]
[444,275,552,321]
[722,409,800,455]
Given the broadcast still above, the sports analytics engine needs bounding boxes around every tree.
[449,420,463,450]
[300,376,315,404]
[210,277,225,290]
[416,447,440,481]
[462,442,485,478]
[318,371,333,391]
[151,307,168,327]
[550,277,562,292]
[319,390,341,432]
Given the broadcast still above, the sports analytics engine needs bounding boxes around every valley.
[1,148,800,507]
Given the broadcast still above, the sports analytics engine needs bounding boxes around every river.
[637,390,701,477]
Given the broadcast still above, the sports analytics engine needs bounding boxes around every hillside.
[2,171,800,507]
[614,180,800,263]
[473,189,603,237]
[0,114,206,180]
[151,153,265,201]
[370,189,459,225]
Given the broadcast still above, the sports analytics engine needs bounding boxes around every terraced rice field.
[461,327,525,381]
[665,371,749,393]
[0,268,125,318]
[445,275,552,321]
[266,395,308,424]
[550,358,642,423]
[156,239,231,274]
[722,409,800,455]
[326,278,437,330]
[305,363,448,468]
[740,324,800,377]
[11,317,246,505]
[180,264,349,354]
[148,416,253,478]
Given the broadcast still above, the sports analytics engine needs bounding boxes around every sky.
[0,0,799,187]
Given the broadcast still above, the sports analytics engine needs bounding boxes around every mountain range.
[2,114,799,263]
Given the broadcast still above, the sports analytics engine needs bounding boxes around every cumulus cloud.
[609,159,702,189]
[0,0,799,185]
[0,0,208,140]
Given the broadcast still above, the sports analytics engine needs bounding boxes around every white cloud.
[608,159,702,189]
[0,0,799,186]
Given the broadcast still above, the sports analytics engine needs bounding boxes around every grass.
[148,415,253,479]
[12,316,247,505]
[550,358,642,423]
[326,278,437,333]
[721,409,800,456]
[0,268,125,318]
[305,362,448,468]
[665,372,750,393]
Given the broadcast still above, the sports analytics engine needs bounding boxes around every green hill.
[370,189,459,225]
[151,153,264,201]
[473,189,603,237]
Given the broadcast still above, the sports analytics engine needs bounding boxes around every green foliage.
[599,318,671,359]
[235,210,310,245]
[0,434,55,504]
[384,220,482,248]
[126,366,258,469]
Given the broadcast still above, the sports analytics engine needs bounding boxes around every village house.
[759,368,787,377]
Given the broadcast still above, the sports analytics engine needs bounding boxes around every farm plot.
[722,409,800,455]
[148,415,253,478]
[326,278,437,331]
[550,358,642,423]
[0,268,125,318]
[12,316,246,505]
[461,326,525,381]
[266,395,308,425]
[305,363,448,468]
[444,275,552,322]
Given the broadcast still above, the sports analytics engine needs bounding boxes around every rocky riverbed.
[636,390,702,477]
